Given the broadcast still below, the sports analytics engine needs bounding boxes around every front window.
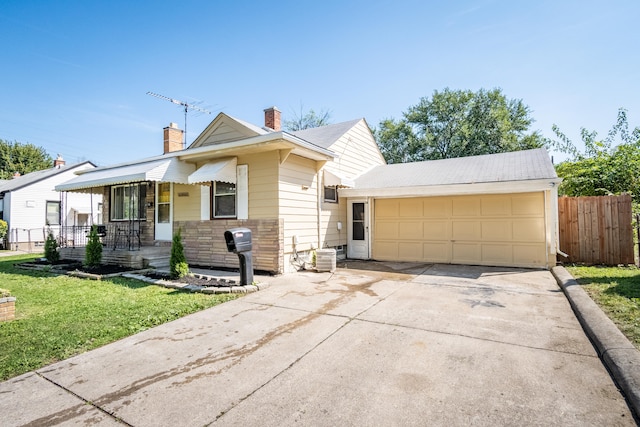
[324,186,338,203]
[111,183,147,221]
[46,201,60,225]
[211,181,236,218]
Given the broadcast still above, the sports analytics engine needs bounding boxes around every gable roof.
[189,112,270,149]
[354,149,557,189]
[0,161,96,193]
[290,119,363,149]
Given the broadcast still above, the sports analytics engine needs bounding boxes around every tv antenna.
[147,91,211,148]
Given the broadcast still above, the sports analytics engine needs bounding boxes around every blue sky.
[1,0,638,166]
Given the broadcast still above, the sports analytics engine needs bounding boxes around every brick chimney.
[53,154,65,168]
[163,122,184,154]
[264,106,281,131]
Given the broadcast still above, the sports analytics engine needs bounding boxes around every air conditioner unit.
[316,249,336,272]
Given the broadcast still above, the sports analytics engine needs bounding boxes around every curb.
[551,266,640,419]
[121,272,269,294]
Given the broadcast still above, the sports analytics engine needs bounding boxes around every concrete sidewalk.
[1,263,637,426]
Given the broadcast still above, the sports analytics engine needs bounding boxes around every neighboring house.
[55,107,561,272]
[0,157,102,251]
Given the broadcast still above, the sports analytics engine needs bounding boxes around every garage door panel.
[376,199,399,217]
[376,221,399,239]
[482,244,513,264]
[452,243,481,264]
[513,219,545,242]
[423,242,451,263]
[423,221,450,240]
[399,199,423,217]
[373,193,547,268]
[452,197,480,216]
[481,221,512,241]
[424,199,450,218]
[398,242,424,261]
[373,241,398,260]
[512,194,544,216]
[513,244,546,267]
[481,196,512,216]
[452,221,481,240]
[399,222,422,239]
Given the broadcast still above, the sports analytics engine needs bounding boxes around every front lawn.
[567,265,640,350]
[0,254,239,381]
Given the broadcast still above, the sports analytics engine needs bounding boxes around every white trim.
[200,186,210,220]
[340,179,562,199]
[236,164,248,220]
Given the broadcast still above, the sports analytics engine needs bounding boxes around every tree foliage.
[375,88,544,163]
[84,225,103,268]
[0,139,53,179]
[170,229,189,279]
[283,106,332,131]
[44,231,60,263]
[548,108,640,202]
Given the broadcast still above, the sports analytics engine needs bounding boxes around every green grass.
[567,265,640,350]
[0,254,239,381]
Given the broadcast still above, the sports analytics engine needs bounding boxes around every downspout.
[317,170,322,249]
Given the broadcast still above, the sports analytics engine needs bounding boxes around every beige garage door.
[373,193,548,268]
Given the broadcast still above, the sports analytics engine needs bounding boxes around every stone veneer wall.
[174,218,284,274]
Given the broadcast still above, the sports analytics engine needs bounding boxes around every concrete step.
[144,254,171,269]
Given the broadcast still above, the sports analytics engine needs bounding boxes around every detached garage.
[341,149,561,269]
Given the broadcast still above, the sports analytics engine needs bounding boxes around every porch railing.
[57,223,142,250]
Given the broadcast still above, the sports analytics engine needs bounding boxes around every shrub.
[44,231,59,263]
[0,220,7,241]
[85,225,103,267]
[0,288,10,298]
[170,229,189,279]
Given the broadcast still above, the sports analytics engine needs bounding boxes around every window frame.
[324,186,338,203]
[46,200,61,226]
[110,183,147,221]
[210,181,237,219]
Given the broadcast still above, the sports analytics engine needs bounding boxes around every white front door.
[155,182,173,241]
[347,200,369,259]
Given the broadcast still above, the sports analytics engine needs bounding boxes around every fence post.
[637,213,640,267]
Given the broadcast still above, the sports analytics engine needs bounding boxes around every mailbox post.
[224,227,253,285]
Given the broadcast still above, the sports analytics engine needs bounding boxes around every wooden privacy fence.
[558,195,634,265]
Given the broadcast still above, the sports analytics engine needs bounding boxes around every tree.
[375,88,544,163]
[283,106,332,131]
[85,225,103,268]
[44,230,60,263]
[548,108,640,202]
[0,139,53,179]
[170,229,189,279]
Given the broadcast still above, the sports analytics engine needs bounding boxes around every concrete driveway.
[1,263,635,426]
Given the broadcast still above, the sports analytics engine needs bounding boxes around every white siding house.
[0,160,101,251]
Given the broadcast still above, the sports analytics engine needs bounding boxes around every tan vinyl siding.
[279,154,319,253]
[198,122,257,147]
[320,120,383,250]
[325,120,386,178]
[172,183,201,221]
[239,151,279,219]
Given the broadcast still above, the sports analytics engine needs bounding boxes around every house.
[0,156,102,251]
[55,107,561,271]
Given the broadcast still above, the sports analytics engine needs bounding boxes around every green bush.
[0,219,7,241]
[0,288,10,298]
[44,231,59,263]
[170,229,189,279]
[85,225,103,267]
